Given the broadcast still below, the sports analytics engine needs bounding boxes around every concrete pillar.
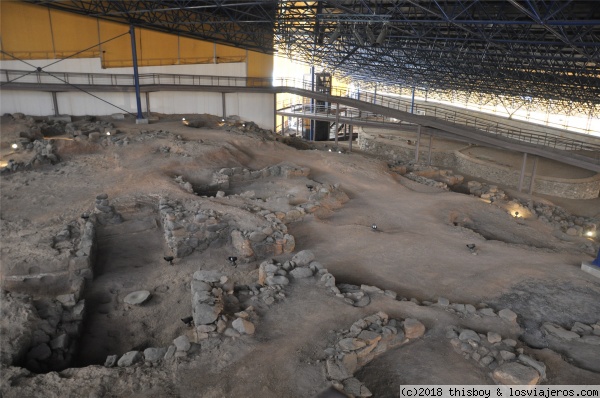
[415,125,422,163]
[145,92,151,118]
[518,152,528,192]
[528,156,538,194]
[222,92,227,119]
[51,92,59,116]
[349,125,353,152]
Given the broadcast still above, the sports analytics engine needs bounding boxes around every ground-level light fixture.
[106,131,111,136]
[586,230,596,238]
[11,143,18,149]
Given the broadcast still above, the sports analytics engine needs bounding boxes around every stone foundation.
[358,132,600,199]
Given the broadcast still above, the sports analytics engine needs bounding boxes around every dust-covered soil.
[1,113,599,397]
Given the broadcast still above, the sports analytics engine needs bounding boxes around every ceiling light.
[365,24,376,45]
[328,25,342,44]
[352,25,365,46]
[376,25,388,46]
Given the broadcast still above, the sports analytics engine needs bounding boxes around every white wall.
[225,92,274,130]
[0,57,275,129]
[0,90,54,115]
[56,91,140,115]
[0,57,246,77]
[150,92,222,116]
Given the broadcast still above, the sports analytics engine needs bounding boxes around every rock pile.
[404,172,449,190]
[466,181,507,202]
[542,321,600,344]
[446,326,545,385]
[157,189,305,260]
[191,270,225,327]
[66,119,115,140]
[410,165,465,186]
[323,312,426,397]
[94,193,123,225]
[1,139,60,173]
[510,198,599,240]
[18,293,85,373]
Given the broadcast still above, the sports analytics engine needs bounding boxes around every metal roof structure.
[23,1,600,118]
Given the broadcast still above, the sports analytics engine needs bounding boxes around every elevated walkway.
[2,69,599,172]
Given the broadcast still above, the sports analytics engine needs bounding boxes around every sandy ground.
[1,114,599,397]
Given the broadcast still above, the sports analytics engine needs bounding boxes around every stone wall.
[358,132,600,199]
[453,151,600,199]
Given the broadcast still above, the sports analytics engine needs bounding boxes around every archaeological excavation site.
[1,1,600,397]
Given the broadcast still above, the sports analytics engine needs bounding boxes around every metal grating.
[23,0,600,118]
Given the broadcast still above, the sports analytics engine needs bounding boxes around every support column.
[334,103,340,147]
[427,134,433,165]
[373,84,377,104]
[51,92,59,116]
[130,25,146,124]
[528,156,538,194]
[310,65,315,141]
[145,92,151,118]
[222,92,227,119]
[410,86,416,114]
[348,125,353,152]
[415,125,422,163]
[518,152,528,192]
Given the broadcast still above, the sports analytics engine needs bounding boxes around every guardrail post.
[518,152,528,192]
[528,156,538,194]
[427,134,433,165]
[334,103,340,147]
[415,125,422,163]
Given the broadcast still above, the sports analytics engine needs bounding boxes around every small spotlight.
[514,211,519,218]
[338,150,342,154]
[11,143,18,149]
[181,316,194,327]
[182,118,186,121]
[221,118,225,122]
[328,148,332,152]
[106,131,111,136]
[163,256,174,266]
[242,123,246,127]
[586,231,595,237]
[466,243,478,255]
[228,256,238,266]
[372,224,377,230]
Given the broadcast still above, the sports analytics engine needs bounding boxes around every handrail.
[276,99,600,155]
[2,69,599,160]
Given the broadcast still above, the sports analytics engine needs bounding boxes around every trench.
[75,202,189,367]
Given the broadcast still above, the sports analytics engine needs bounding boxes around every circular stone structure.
[124,290,151,305]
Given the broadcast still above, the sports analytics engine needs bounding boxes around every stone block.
[403,318,425,339]
[492,362,540,385]
[117,351,142,367]
[232,318,255,335]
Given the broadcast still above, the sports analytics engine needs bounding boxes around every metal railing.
[2,69,599,161]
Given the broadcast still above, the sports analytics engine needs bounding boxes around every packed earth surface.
[1,112,599,398]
